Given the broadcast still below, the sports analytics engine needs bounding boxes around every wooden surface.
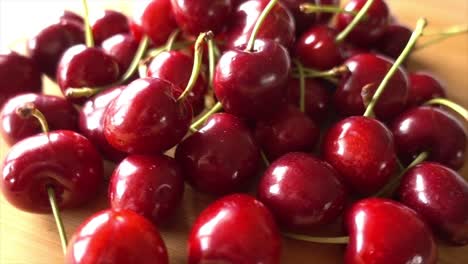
[1,1,468,263]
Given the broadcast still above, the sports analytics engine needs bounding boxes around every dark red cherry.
[1,93,78,146]
[91,10,130,45]
[295,26,343,70]
[79,86,126,162]
[214,39,290,120]
[1,130,103,213]
[282,0,339,34]
[345,198,437,264]
[0,52,42,107]
[335,0,390,47]
[65,209,168,264]
[28,21,84,78]
[407,72,446,108]
[109,155,184,225]
[258,152,347,231]
[171,0,233,35]
[59,10,84,26]
[333,53,409,120]
[102,33,139,74]
[398,162,468,245]
[188,194,281,264]
[254,105,320,160]
[226,0,296,50]
[322,116,397,195]
[148,51,207,115]
[175,113,260,195]
[375,24,412,60]
[104,78,191,155]
[341,42,368,60]
[391,106,466,170]
[56,45,120,104]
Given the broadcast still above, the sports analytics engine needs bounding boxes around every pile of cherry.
[1,0,467,263]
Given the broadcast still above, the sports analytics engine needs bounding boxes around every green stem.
[261,151,270,167]
[293,60,306,113]
[246,0,279,51]
[190,102,223,132]
[82,0,94,47]
[425,98,468,120]
[422,24,468,37]
[284,232,349,244]
[48,187,68,255]
[166,29,181,51]
[208,38,216,90]
[300,4,361,16]
[335,0,375,43]
[363,18,428,117]
[293,65,349,78]
[16,103,49,133]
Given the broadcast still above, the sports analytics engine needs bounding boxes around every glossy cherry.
[407,72,446,107]
[188,194,281,264]
[391,106,466,170]
[214,39,290,120]
[59,10,84,26]
[322,116,397,195]
[1,130,103,213]
[91,10,130,45]
[65,209,168,264]
[0,52,42,107]
[1,93,78,146]
[104,78,191,155]
[102,33,139,75]
[175,113,260,195]
[345,198,437,264]
[376,24,412,60]
[282,0,339,34]
[333,53,409,120]
[258,152,347,230]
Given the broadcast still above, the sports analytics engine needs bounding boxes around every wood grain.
[1,1,467,263]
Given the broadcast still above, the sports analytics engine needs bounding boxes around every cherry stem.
[261,151,270,167]
[416,24,468,50]
[208,38,216,90]
[16,103,49,133]
[335,0,375,43]
[190,102,223,132]
[425,98,468,121]
[293,65,349,79]
[178,31,213,102]
[300,4,361,17]
[245,0,278,51]
[82,0,94,47]
[48,187,68,255]
[284,232,349,244]
[166,29,181,51]
[363,18,428,117]
[293,60,306,113]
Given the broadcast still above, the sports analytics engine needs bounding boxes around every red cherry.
[59,10,84,26]
[104,78,191,155]
[345,198,437,264]
[91,10,130,45]
[188,194,281,264]
[102,33,139,75]
[65,209,168,264]
[322,116,397,195]
[1,130,103,213]
[375,24,412,60]
[282,0,339,34]
[176,113,260,195]
[258,152,347,230]
[214,39,290,120]
[407,72,446,108]
[1,93,78,146]
[391,106,466,170]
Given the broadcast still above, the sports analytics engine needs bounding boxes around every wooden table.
[1,0,467,263]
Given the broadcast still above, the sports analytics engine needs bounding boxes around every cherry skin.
[171,0,233,36]
[375,24,412,60]
[214,39,290,121]
[188,194,281,264]
[79,86,127,162]
[59,10,84,26]
[295,26,343,70]
[407,72,446,108]
[254,105,320,160]
[1,130,103,213]
[1,93,78,146]
[322,116,397,195]
[0,52,42,107]
[391,106,466,170]
[148,51,207,116]
[282,0,339,34]
[397,162,468,245]
[91,10,130,45]
[345,198,437,264]
[102,33,139,75]
[65,209,168,264]
[258,152,347,231]
[104,78,191,155]
[175,113,260,195]
[333,53,409,120]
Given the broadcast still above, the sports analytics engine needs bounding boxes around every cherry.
[282,0,339,34]
[335,0,390,47]
[79,86,126,162]
[258,152,347,231]
[175,113,260,195]
[65,209,168,264]
[109,154,184,225]
[188,194,281,264]
[375,24,412,60]
[102,33,139,74]
[1,93,78,146]
[407,72,446,108]
[91,10,130,45]
[254,105,320,160]
[59,10,84,26]
[104,78,191,155]
[333,53,409,120]
[0,52,42,107]
[171,0,233,35]
[322,116,397,195]
[391,106,466,170]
